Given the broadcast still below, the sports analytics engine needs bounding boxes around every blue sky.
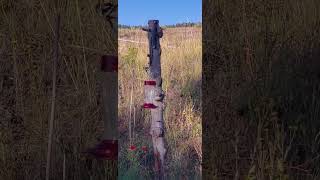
[118,0,202,26]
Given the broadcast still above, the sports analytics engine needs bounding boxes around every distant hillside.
[119,22,202,29]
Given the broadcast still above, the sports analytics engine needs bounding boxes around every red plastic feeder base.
[143,103,157,109]
[101,55,118,72]
[84,140,118,160]
[144,80,156,85]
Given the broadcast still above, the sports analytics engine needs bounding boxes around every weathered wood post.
[142,20,166,180]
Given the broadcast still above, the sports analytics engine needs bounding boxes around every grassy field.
[0,0,117,179]
[118,26,202,179]
[3,0,320,179]
[203,0,320,179]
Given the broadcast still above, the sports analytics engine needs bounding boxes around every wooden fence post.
[142,20,166,180]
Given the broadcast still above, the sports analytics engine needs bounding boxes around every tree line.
[119,22,202,29]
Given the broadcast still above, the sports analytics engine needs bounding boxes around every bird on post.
[142,21,163,66]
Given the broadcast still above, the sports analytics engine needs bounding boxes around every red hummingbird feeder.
[143,80,157,109]
[83,55,118,161]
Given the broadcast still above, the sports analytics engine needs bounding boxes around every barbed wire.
[118,38,176,48]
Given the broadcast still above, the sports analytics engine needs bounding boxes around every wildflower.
[141,146,148,153]
[129,145,136,151]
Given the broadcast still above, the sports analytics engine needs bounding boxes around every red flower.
[141,146,148,152]
[129,145,136,151]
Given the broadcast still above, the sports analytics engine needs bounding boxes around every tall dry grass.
[0,0,117,179]
[118,26,202,179]
[203,0,320,179]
